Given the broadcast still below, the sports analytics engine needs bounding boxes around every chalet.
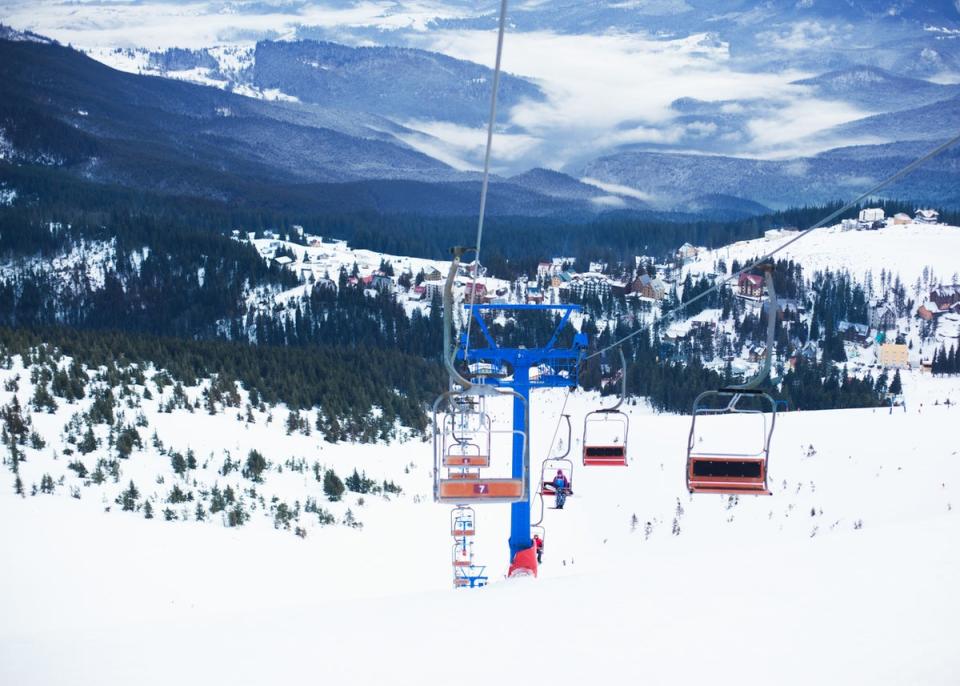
[370,274,393,290]
[738,273,764,298]
[869,302,898,330]
[914,208,940,224]
[878,343,909,369]
[676,243,701,263]
[931,285,960,311]
[747,344,767,363]
[273,255,294,267]
[631,274,667,301]
[837,321,870,344]
[422,267,443,282]
[892,213,912,225]
[918,302,940,321]
[410,285,426,301]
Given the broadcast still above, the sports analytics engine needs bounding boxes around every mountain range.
[3,9,960,215]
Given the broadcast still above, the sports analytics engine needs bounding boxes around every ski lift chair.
[451,506,476,537]
[433,387,529,505]
[540,414,574,495]
[583,349,629,467]
[686,388,775,495]
[452,541,473,568]
[685,265,779,496]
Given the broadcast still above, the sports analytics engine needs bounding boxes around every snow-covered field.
[2,350,958,685]
[687,222,960,291]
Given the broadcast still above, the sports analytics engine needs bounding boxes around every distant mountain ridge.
[580,145,960,210]
[250,40,544,126]
[792,66,960,112]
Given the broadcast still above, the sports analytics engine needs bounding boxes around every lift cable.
[463,0,510,360]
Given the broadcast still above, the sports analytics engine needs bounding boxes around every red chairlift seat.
[582,444,627,466]
[687,455,770,495]
[582,349,629,467]
[685,388,776,496]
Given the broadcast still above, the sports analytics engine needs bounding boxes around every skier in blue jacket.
[552,469,570,509]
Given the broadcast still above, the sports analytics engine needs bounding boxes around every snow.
[0,238,114,290]
[2,342,960,684]
[245,234,510,318]
[686,221,960,293]
[0,128,15,161]
[0,186,16,207]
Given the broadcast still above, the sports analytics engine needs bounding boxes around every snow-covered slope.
[686,221,960,291]
[1,347,959,684]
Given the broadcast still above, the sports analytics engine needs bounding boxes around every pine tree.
[78,427,98,454]
[323,469,345,501]
[242,449,268,482]
[889,369,902,395]
[117,480,139,511]
[143,500,154,519]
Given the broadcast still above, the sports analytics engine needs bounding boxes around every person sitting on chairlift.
[552,469,570,509]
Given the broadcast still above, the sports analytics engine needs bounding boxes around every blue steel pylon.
[456,303,587,565]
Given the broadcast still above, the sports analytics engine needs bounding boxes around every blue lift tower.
[457,303,587,569]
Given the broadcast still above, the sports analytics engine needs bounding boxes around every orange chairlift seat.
[686,265,779,496]
[442,440,490,468]
[686,388,775,495]
[583,348,629,467]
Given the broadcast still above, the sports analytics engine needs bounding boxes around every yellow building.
[878,343,909,369]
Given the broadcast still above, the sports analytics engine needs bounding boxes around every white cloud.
[580,177,659,203]
[395,119,543,171]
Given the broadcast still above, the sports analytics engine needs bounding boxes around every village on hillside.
[236,206,960,390]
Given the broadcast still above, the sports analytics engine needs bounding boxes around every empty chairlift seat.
[687,455,770,495]
[685,388,776,496]
[442,442,490,468]
[437,478,525,504]
[582,444,627,467]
